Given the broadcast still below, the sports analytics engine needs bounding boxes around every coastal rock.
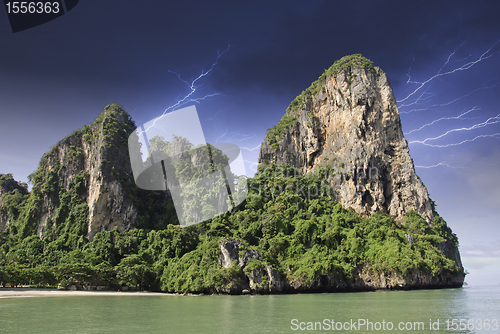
[219,239,260,268]
[218,239,285,293]
[217,238,464,293]
[24,104,172,241]
[32,105,139,239]
[256,54,464,291]
[354,264,464,290]
[0,56,464,294]
[259,57,433,223]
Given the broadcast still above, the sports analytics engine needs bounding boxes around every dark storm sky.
[1,1,499,284]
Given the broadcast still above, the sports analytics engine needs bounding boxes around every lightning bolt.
[215,128,229,143]
[399,85,435,110]
[398,40,500,156]
[408,113,500,147]
[139,45,230,135]
[404,106,480,135]
[397,39,500,105]
[399,80,499,114]
[215,130,256,143]
[206,109,227,121]
[164,44,230,115]
[239,144,262,152]
[399,39,500,170]
[411,132,500,148]
[415,162,467,169]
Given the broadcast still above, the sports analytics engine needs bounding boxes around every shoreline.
[0,288,172,298]
[0,285,473,299]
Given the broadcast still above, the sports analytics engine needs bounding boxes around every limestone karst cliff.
[0,56,464,293]
[259,54,433,223]
[254,54,464,291]
[217,236,464,293]
[11,104,174,241]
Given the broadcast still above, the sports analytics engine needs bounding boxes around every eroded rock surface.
[259,62,432,223]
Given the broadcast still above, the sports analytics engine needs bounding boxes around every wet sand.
[0,288,169,298]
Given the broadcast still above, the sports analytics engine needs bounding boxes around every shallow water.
[0,286,498,333]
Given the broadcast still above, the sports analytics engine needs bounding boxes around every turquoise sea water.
[0,286,499,333]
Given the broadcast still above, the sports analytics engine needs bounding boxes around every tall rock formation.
[16,104,173,241]
[259,54,433,223]
[0,58,463,293]
[255,54,464,290]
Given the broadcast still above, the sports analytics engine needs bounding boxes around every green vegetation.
[0,174,29,223]
[22,104,175,235]
[286,54,377,113]
[0,163,461,292]
[265,113,299,151]
[265,54,378,151]
[0,101,461,292]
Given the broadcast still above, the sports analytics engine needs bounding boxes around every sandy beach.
[0,288,170,298]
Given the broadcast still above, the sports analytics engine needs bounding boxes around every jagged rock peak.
[258,54,433,222]
[21,103,174,241]
[26,104,139,239]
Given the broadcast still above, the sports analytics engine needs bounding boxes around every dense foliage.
[265,54,379,150]
[0,162,461,292]
[0,174,29,224]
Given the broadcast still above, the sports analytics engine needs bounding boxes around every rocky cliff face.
[36,105,135,239]
[218,239,463,294]
[259,54,433,223]
[218,239,284,294]
[0,58,463,294]
[25,104,171,240]
[254,55,464,292]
